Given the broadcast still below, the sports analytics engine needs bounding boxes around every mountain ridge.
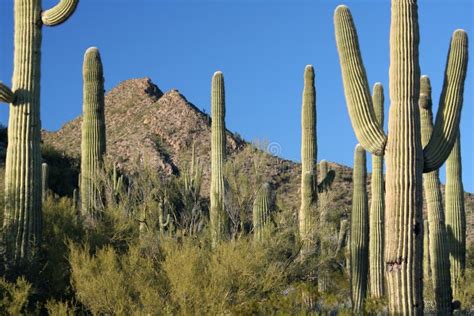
[41,77,474,245]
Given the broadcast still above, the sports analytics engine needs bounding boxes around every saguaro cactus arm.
[317,170,335,193]
[423,30,469,172]
[369,82,385,299]
[0,83,14,103]
[334,6,387,156]
[42,0,79,26]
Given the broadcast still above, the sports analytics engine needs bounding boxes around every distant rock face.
[42,77,474,245]
[42,77,354,207]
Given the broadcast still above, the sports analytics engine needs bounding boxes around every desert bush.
[0,277,31,315]
[69,243,170,315]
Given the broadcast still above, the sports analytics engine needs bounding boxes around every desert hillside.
[39,77,474,245]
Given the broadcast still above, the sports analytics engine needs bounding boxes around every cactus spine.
[334,2,468,313]
[445,132,466,300]
[350,144,368,313]
[419,75,453,313]
[42,163,49,202]
[369,83,385,299]
[299,65,317,255]
[210,71,228,245]
[0,0,78,270]
[252,183,272,242]
[81,47,106,218]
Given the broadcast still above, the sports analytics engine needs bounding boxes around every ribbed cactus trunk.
[350,144,368,313]
[369,83,385,299]
[423,219,431,284]
[318,159,329,292]
[337,218,349,254]
[42,163,49,202]
[445,133,466,300]
[1,0,78,272]
[384,3,425,312]
[419,75,453,314]
[334,1,468,313]
[318,160,329,223]
[81,48,106,219]
[210,71,228,245]
[252,183,272,242]
[299,65,317,255]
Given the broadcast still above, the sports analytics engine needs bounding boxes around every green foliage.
[0,277,31,315]
[45,300,75,316]
[457,245,474,311]
[69,243,169,315]
[225,142,270,237]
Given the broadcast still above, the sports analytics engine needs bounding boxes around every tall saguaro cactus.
[299,65,317,255]
[334,2,468,313]
[210,71,228,245]
[419,75,453,313]
[0,0,78,271]
[369,83,385,299]
[350,144,369,313]
[252,183,272,242]
[445,132,466,300]
[81,47,106,218]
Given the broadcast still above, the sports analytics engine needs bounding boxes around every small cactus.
[252,183,272,242]
[318,159,336,293]
[350,144,368,313]
[80,47,106,219]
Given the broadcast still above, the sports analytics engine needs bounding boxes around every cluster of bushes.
[0,146,472,314]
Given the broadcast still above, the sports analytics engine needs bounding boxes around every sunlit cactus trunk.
[299,65,317,255]
[42,162,49,202]
[350,144,368,313]
[369,83,385,299]
[419,75,453,314]
[81,48,106,219]
[445,133,466,300]
[423,219,431,284]
[334,1,468,313]
[1,0,78,272]
[252,183,272,242]
[210,71,228,245]
[318,159,329,293]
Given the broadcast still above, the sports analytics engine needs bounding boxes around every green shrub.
[69,243,169,314]
[0,277,31,315]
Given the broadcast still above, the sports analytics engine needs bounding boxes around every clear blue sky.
[0,0,473,191]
